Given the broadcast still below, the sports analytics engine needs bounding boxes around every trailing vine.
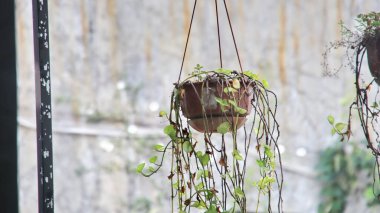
[323,12,380,195]
[137,66,283,213]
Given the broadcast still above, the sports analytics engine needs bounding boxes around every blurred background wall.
[16,0,380,212]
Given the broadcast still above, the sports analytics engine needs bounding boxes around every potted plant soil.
[136,64,283,213]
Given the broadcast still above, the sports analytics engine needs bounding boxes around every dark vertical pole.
[32,0,54,212]
[0,0,18,213]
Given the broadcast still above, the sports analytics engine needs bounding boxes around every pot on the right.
[365,29,380,85]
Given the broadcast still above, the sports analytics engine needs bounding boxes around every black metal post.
[32,0,54,212]
[0,0,18,213]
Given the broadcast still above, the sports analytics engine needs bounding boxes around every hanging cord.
[177,0,198,85]
[215,0,223,68]
[177,0,243,82]
[222,0,243,72]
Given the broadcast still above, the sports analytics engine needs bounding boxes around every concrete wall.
[16,0,380,212]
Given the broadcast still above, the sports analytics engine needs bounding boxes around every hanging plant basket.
[323,12,380,190]
[137,0,284,212]
[179,74,253,132]
[365,28,380,85]
[137,66,284,212]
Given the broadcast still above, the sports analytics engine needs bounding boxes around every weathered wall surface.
[16,0,380,212]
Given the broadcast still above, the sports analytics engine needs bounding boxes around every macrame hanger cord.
[215,0,223,68]
[177,0,243,84]
[222,0,243,73]
[177,0,198,85]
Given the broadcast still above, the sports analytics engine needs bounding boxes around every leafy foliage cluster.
[317,143,380,213]
[356,12,380,35]
[327,115,350,142]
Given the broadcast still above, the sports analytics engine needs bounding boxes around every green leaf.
[149,156,158,163]
[262,80,269,89]
[331,128,336,135]
[232,149,244,161]
[199,153,210,166]
[243,71,259,80]
[217,122,230,134]
[195,64,203,71]
[154,144,165,152]
[164,124,176,140]
[206,190,214,200]
[223,87,237,94]
[195,182,204,191]
[232,79,240,89]
[204,170,209,178]
[373,21,380,27]
[205,205,218,213]
[136,163,145,173]
[228,99,238,107]
[256,159,266,167]
[191,201,200,208]
[172,181,179,189]
[183,141,192,153]
[264,145,274,158]
[195,170,209,180]
[335,123,346,133]
[234,187,245,199]
[196,170,203,180]
[196,151,203,158]
[196,151,210,166]
[216,68,232,75]
[215,97,229,106]
[235,106,247,115]
[264,176,275,184]
[159,111,167,117]
[254,176,275,190]
[327,115,335,125]
[191,200,206,209]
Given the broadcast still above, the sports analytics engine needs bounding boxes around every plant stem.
[256,190,261,213]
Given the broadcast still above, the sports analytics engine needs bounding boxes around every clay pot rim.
[178,77,255,89]
[175,71,254,86]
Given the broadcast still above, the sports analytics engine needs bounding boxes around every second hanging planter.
[365,28,380,85]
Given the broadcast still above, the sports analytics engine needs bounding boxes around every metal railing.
[32,0,54,212]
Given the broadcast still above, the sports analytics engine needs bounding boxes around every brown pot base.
[188,116,247,133]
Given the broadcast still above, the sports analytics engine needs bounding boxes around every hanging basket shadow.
[179,78,254,133]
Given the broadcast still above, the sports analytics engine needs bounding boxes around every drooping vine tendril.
[160,71,283,212]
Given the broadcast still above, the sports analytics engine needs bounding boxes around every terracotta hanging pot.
[179,78,254,133]
[365,29,380,85]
